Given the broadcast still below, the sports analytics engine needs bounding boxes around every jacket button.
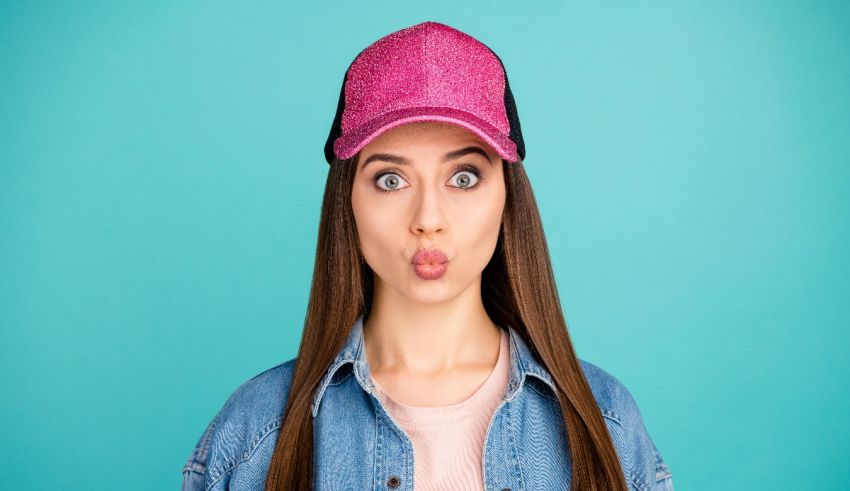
[387,475,401,488]
[501,488,511,491]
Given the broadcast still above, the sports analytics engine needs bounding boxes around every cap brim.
[333,106,519,164]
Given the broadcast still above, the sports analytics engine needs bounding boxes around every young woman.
[182,21,673,491]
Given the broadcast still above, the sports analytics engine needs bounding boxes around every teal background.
[1,1,848,489]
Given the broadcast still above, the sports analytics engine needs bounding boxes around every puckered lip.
[411,247,449,265]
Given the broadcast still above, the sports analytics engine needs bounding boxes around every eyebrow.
[360,145,494,171]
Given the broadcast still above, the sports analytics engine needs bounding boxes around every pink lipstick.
[411,248,449,280]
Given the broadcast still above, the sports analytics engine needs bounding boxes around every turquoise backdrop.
[2,1,848,489]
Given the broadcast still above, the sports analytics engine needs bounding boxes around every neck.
[362,275,502,376]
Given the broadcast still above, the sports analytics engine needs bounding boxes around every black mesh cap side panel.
[482,47,525,161]
[502,68,526,161]
[324,66,350,165]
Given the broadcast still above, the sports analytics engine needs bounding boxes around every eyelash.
[372,165,484,193]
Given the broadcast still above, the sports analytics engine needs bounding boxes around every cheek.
[453,190,505,264]
[352,193,403,271]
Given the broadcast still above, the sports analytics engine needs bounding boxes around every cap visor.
[334,107,519,163]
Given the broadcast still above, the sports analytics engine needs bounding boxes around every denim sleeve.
[616,383,674,491]
[651,436,674,490]
[181,412,219,491]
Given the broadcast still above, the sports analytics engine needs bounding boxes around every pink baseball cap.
[323,21,526,165]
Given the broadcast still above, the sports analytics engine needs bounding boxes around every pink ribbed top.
[371,328,510,491]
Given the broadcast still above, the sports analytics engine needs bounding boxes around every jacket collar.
[311,313,556,417]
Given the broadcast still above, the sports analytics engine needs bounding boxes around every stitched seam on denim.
[601,408,622,427]
[200,359,296,486]
[515,334,530,378]
[182,412,219,474]
[628,471,645,491]
[406,408,414,491]
[200,414,218,461]
[482,394,509,488]
[205,416,283,489]
[505,401,526,490]
[604,421,647,491]
[656,468,672,481]
[628,468,650,491]
[371,407,379,491]
[182,461,206,474]
[376,405,411,450]
[374,404,413,489]
[253,358,296,381]
[313,359,353,415]
[374,408,384,490]
[626,444,651,491]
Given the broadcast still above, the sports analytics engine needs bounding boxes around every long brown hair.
[264,153,628,490]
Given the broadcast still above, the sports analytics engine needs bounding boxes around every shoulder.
[577,358,674,491]
[216,357,298,426]
[577,358,638,426]
[181,357,298,490]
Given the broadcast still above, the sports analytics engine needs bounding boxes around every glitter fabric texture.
[325,21,524,164]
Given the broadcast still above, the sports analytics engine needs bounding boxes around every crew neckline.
[370,328,509,426]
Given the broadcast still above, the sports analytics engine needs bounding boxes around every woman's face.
[351,121,506,304]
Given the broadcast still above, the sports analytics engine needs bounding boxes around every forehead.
[362,121,493,154]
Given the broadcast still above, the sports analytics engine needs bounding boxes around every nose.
[410,183,446,236]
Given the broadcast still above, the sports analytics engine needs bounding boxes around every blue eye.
[448,169,481,189]
[374,172,409,191]
[372,165,483,192]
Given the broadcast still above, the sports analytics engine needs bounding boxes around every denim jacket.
[182,315,673,490]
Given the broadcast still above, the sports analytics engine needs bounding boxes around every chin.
[406,291,458,306]
[405,277,467,304]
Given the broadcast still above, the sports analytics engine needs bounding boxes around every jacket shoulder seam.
[181,410,220,476]
[578,358,629,425]
[206,416,284,488]
[246,358,297,384]
[203,358,297,486]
